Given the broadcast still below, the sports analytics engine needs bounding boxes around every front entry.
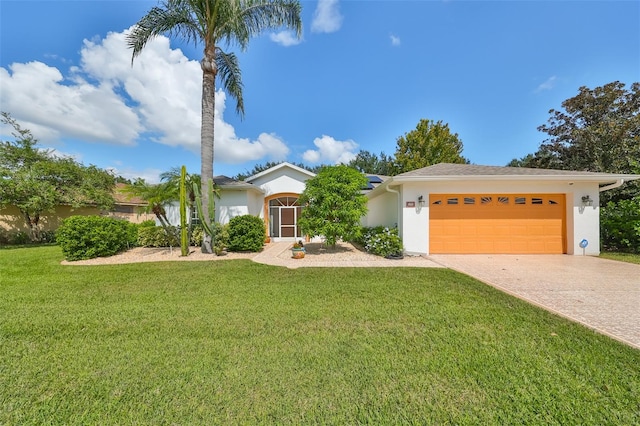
[268,196,302,239]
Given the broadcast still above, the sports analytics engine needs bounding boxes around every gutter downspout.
[599,179,624,192]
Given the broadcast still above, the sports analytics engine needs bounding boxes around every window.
[548,199,559,205]
[481,196,492,204]
[498,197,509,205]
[432,200,442,205]
[447,198,459,205]
[464,197,475,205]
[532,197,543,205]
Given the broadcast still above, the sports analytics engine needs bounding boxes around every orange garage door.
[429,194,566,254]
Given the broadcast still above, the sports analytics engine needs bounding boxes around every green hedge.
[56,215,137,261]
[137,226,179,248]
[601,196,640,253]
[227,215,265,252]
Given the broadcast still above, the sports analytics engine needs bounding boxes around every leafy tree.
[0,113,115,241]
[394,119,468,174]
[534,81,640,202]
[298,165,368,247]
[128,0,302,253]
[347,150,397,176]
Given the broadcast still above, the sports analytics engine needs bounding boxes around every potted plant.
[291,240,305,259]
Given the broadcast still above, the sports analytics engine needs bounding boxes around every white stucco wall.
[364,190,399,228]
[216,190,250,224]
[250,168,310,196]
[388,180,602,256]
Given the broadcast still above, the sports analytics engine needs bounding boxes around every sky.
[1,0,638,183]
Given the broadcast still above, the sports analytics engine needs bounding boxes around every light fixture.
[581,195,593,206]
[418,195,426,207]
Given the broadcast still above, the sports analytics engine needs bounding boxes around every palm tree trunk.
[200,54,216,254]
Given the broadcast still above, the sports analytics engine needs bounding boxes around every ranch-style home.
[166,162,639,257]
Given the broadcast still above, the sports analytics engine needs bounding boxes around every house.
[364,163,640,256]
[110,183,156,224]
[183,162,638,256]
[0,183,154,237]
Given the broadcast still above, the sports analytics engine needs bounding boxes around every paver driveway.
[429,255,640,349]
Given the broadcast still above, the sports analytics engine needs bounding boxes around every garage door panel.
[429,194,566,254]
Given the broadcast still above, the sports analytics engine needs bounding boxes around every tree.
[535,81,640,202]
[128,0,302,253]
[394,119,468,174]
[122,178,177,229]
[297,165,368,247]
[0,112,115,241]
[347,150,397,176]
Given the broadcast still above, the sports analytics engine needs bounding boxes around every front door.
[269,197,302,240]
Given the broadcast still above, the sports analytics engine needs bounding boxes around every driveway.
[429,255,640,350]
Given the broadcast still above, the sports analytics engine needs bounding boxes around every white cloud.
[270,30,302,46]
[0,61,141,145]
[302,135,357,164]
[535,75,557,93]
[390,34,401,46]
[0,28,292,165]
[312,0,343,33]
[107,166,165,184]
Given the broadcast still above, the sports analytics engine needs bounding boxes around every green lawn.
[2,246,639,424]
[600,251,640,265]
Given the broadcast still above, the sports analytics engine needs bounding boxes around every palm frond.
[127,2,202,64]
[215,48,245,117]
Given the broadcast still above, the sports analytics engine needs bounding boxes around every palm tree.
[127,0,302,253]
[123,179,178,229]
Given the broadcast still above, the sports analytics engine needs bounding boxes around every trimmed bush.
[360,226,403,257]
[56,215,137,261]
[227,215,265,252]
[137,226,179,248]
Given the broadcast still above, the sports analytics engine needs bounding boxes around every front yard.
[1,246,639,424]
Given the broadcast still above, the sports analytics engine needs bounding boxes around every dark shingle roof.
[213,175,263,192]
[396,163,618,178]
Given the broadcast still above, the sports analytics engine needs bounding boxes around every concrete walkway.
[430,254,640,349]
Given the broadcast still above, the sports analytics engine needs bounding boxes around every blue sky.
[1,0,638,182]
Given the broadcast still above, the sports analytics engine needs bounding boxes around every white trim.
[246,162,315,182]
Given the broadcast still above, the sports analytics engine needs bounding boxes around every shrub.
[227,215,265,252]
[189,223,229,254]
[361,226,403,257]
[138,220,157,228]
[601,196,640,253]
[10,231,30,245]
[56,215,137,261]
[190,225,204,247]
[137,226,179,248]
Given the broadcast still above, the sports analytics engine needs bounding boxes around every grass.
[1,246,639,424]
[600,251,640,265]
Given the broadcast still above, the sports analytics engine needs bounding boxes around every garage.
[429,193,566,254]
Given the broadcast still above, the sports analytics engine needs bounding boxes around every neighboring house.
[166,162,639,256]
[0,205,102,236]
[109,183,156,224]
[0,183,154,236]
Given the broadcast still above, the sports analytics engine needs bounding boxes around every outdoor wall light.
[418,195,426,207]
[581,195,593,206]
